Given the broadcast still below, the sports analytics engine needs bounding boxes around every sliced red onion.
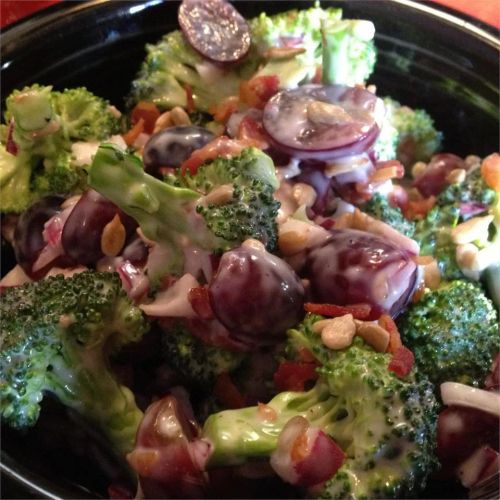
[457,446,499,488]
[441,382,500,417]
[460,202,489,219]
[0,264,32,287]
[116,260,150,302]
[263,85,383,161]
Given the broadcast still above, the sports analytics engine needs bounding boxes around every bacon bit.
[378,314,403,354]
[371,160,405,183]
[480,153,500,191]
[312,65,323,84]
[214,373,246,409]
[388,346,415,378]
[239,75,280,110]
[237,115,269,149]
[297,347,316,363]
[180,135,255,176]
[304,302,372,320]
[131,101,161,134]
[188,286,214,320]
[403,195,436,220]
[257,402,277,422]
[123,118,145,146]
[184,84,195,114]
[6,119,18,155]
[273,362,318,392]
[209,95,240,123]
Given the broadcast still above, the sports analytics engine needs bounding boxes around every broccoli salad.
[1,0,499,498]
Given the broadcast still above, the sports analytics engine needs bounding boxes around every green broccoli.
[321,19,376,87]
[414,205,463,281]
[437,168,496,217]
[362,192,416,238]
[202,314,438,498]
[374,97,442,165]
[88,143,279,280]
[0,271,149,454]
[397,280,499,388]
[0,84,121,212]
[161,321,244,387]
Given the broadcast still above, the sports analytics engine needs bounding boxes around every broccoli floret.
[0,85,121,212]
[397,280,499,388]
[88,144,279,280]
[0,145,33,212]
[414,205,463,281]
[321,19,376,87]
[362,193,416,238]
[374,97,442,165]
[0,271,149,454]
[161,321,244,387]
[437,168,496,216]
[202,314,438,498]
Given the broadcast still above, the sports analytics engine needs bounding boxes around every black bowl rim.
[0,1,498,499]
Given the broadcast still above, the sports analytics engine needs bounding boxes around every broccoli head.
[0,84,121,212]
[374,97,442,165]
[202,314,438,498]
[88,143,279,280]
[397,280,499,388]
[161,320,244,387]
[414,205,463,281]
[0,271,149,454]
[0,145,33,212]
[362,192,416,238]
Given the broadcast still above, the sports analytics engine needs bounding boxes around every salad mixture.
[1,1,499,498]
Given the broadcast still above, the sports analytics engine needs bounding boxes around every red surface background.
[1,0,499,29]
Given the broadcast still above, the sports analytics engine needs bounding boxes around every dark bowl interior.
[1,1,499,498]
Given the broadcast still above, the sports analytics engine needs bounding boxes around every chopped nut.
[464,155,481,169]
[370,165,403,183]
[292,182,317,207]
[451,215,494,245]
[262,46,306,59]
[423,259,441,290]
[355,321,390,352]
[316,314,356,350]
[170,106,191,126]
[411,161,427,179]
[242,239,266,252]
[415,255,434,265]
[446,168,466,184]
[201,184,234,206]
[307,101,353,126]
[101,214,126,257]
[333,212,354,229]
[153,111,173,133]
[278,230,308,256]
[352,208,369,231]
[455,243,479,269]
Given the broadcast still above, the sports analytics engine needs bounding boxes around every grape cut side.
[178,0,251,64]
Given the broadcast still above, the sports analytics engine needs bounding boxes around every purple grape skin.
[304,229,417,319]
[178,0,251,64]
[13,196,66,279]
[143,126,215,176]
[208,245,305,342]
[61,190,137,265]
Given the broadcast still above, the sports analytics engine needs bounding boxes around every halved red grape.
[304,229,417,319]
[13,196,65,279]
[263,85,383,160]
[208,242,305,342]
[61,190,136,265]
[178,0,250,64]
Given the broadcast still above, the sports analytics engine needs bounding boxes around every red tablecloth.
[1,0,499,29]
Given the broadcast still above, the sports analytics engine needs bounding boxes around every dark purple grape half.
[208,244,305,341]
[61,190,136,265]
[143,125,215,176]
[305,228,417,319]
[178,0,251,64]
[263,85,382,160]
[13,196,65,279]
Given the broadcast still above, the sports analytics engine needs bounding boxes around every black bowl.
[1,1,499,498]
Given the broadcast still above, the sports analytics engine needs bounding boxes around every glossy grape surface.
[305,229,417,319]
[209,244,305,341]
